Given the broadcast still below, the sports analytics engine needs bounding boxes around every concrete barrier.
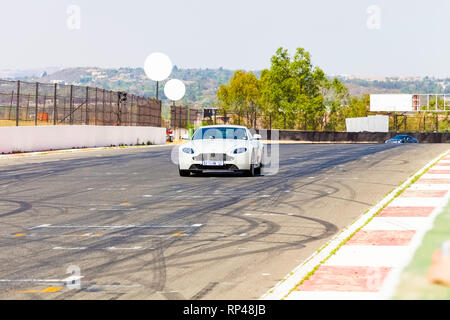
[345,115,389,133]
[255,129,450,143]
[0,125,166,154]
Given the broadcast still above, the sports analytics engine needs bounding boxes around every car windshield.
[393,135,407,140]
[192,127,248,140]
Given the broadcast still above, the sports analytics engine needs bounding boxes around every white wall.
[0,125,166,154]
[346,115,389,132]
[173,127,189,139]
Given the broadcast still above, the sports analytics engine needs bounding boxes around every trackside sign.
[370,94,413,112]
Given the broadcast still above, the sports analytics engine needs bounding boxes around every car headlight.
[233,147,247,154]
[182,147,195,154]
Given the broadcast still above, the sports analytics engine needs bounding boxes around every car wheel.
[255,165,261,175]
[179,169,190,177]
[245,164,255,177]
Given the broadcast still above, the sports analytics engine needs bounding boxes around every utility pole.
[69,85,73,124]
[54,83,57,125]
[85,86,89,125]
[35,82,38,125]
[16,81,20,126]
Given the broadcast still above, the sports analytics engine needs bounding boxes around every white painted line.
[431,166,450,170]
[0,279,65,283]
[285,291,385,300]
[89,208,137,211]
[107,246,143,250]
[324,246,411,267]
[421,174,450,179]
[62,275,84,283]
[261,149,449,300]
[409,184,450,190]
[30,224,203,229]
[362,217,432,231]
[0,275,84,285]
[28,224,51,230]
[53,245,154,251]
[390,197,447,207]
[92,284,142,288]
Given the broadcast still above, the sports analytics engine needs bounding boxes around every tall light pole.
[144,52,173,100]
[156,81,159,100]
[164,79,186,135]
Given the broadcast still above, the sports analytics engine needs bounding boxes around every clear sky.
[1,0,449,77]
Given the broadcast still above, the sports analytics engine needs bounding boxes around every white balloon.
[144,52,173,81]
[164,79,186,101]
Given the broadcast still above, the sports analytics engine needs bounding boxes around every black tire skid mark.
[0,144,404,298]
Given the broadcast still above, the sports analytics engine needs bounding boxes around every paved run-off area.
[0,143,448,299]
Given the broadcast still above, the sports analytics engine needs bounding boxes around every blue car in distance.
[385,135,419,144]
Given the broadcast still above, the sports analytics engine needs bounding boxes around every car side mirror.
[181,134,190,140]
[253,134,262,140]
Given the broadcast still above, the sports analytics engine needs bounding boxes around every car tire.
[260,149,264,168]
[245,164,255,177]
[255,165,261,175]
[179,169,190,177]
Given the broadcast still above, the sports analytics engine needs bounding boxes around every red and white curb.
[261,150,450,300]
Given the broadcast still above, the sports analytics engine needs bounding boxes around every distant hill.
[13,67,450,108]
[29,67,238,109]
[0,67,62,79]
[337,76,449,96]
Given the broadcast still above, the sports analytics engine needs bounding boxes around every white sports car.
[178,125,264,176]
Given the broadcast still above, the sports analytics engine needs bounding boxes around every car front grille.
[192,153,234,161]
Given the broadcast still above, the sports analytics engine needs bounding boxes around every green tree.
[324,78,350,131]
[336,94,370,131]
[260,47,328,130]
[217,70,260,127]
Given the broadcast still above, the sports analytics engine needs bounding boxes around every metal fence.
[0,80,161,127]
[170,105,203,128]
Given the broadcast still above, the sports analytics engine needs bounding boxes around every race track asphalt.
[0,142,448,299]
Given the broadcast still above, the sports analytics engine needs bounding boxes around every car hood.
[187,139,249,154]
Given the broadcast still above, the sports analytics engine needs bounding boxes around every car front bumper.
[179,152,252,171]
